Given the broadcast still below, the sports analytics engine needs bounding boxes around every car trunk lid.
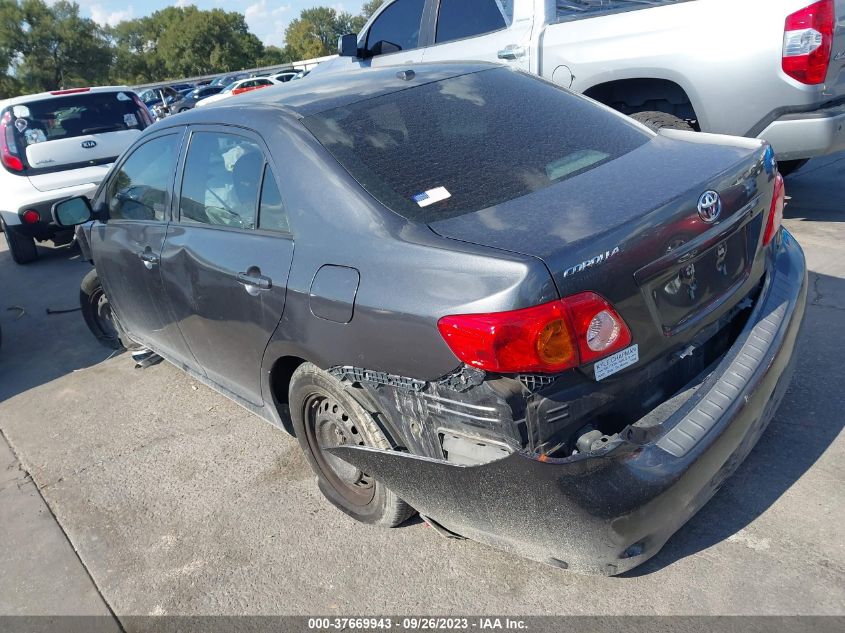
[429,133,774,368]
[25,130,139,191]
[6,89,147,191]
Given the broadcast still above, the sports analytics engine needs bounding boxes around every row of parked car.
[138,69,308,120]
[0,69,310,263]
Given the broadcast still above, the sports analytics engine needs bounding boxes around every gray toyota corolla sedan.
[53,62,807,575]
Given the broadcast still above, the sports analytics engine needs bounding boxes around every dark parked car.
[53,63,806,575]
[210,72,249,87]
[137,86,180,110]
[168,85,225,113]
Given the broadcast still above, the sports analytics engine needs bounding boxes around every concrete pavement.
[0,154,842,621]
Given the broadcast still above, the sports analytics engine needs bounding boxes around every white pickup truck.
[320,0,845,173]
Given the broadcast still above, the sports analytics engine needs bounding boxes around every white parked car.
[195,77,280,108]
[0,86,152,264]
[272,72,299,83]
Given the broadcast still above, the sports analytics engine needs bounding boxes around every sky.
[74,1,368,48]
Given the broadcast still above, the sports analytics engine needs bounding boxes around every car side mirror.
[338,33,359,57]
[52,196,94,227]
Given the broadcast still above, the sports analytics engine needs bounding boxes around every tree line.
[0,0,386,98]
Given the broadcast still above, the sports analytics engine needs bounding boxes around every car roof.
[211,61,498,119]
[1,86,135,109]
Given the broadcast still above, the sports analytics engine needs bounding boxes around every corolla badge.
[81,140,97,149]
[697,190,722,223]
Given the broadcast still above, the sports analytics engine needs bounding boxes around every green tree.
[109,6,268,83]
[284,18,328,60]
[258,45,292,67]
[335,11,366,37]
[361,0,386,20]
[157,7,263,77]
[0,0,24,98]
[2,0,112,93]
[283,4,377,61]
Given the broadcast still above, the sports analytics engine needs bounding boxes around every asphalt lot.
[0,153,843,621]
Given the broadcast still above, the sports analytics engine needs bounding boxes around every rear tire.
[2,221,38,264]
[80,269,138,350]
[778,159,808,177]
[289,363,415,527]
[630,110,695,132]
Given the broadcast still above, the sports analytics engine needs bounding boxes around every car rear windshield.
[8,91,148,148]
[302,68,649,222]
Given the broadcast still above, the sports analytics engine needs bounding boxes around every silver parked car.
[325,0,845,173]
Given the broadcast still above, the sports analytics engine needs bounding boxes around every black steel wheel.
[79,269,138,350]
[305,392,376,506]
[289,363,415,527]
[778,159,808,177]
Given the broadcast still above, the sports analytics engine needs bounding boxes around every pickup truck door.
[330,0,428,72]
[420,0,533,72]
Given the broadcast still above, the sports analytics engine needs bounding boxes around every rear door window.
[365,0,426,55]
[435,0,512,43]
[257,165,290,233]
[303,68,649,223]
[179,131,264,230]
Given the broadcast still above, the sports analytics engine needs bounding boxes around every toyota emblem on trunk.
[697,190,721,223]
[81,140,97,149]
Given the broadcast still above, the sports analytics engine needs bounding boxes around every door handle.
[138,251,159,269]
[497,45,525,61]
[236,271,272,291]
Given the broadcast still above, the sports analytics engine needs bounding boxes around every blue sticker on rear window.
[411,187,451,208]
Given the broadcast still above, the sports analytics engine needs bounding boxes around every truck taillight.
[437,293,632,374]
[1,111,24,173]
[763,172,785,246]
[783,0,835,85]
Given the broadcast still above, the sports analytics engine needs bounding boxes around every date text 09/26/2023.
[307,617,529,630]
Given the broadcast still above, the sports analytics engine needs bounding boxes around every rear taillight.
[783,0,835,85]
[1,111,24,173]
[763,172,786,246]
[437,292,632,374]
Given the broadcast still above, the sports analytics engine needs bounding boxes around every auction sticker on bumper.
[594,344,639,381]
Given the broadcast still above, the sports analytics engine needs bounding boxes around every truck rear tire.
[630,110,694,132]
[2,221,38,264]
[777,159,808,177]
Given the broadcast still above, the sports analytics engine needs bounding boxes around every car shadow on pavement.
[0,241,117,403]
[782,155,844,223]
[623,271,845,576]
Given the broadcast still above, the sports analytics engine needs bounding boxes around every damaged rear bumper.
[329,230,807,575]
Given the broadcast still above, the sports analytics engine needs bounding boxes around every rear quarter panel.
[257,113,558,382]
